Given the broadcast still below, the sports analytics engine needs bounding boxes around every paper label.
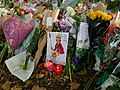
[46,17,52,26]
[46,32,69,65]
[52,0,58,8]
[5,52,34,82]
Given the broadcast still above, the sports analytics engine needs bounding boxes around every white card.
[46,17,52,26]
[5,52,34,82]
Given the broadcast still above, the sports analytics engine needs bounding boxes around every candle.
[54,64,63,75]
[44,60,54,72]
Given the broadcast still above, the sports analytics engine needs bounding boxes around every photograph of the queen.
[46,32,69,65]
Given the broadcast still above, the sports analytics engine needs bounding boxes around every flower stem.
[0,45,8,64]
[68,52,72,82]
[83,72,98,90]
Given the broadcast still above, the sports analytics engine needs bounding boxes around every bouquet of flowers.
[87,11,112,47]
[22,23,47,70]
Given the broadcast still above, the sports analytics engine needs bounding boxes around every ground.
[0,63,95,90]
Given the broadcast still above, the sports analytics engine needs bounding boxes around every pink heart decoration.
[2,17,34,51]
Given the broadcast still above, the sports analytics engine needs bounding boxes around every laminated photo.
[46,32,69,65]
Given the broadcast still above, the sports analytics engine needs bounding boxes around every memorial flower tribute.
[1,0,120,89]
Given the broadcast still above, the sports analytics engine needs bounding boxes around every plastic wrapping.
[76,22,89,57]
[0,15,11,35]
[20,20,39,52]
[2,17,34,51]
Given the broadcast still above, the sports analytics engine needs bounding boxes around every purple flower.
[72,57,83,65]
[71,57,83,70]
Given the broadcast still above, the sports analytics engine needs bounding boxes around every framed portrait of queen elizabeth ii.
[46,32,69,65]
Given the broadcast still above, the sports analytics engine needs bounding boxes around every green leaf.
[107,86,120,90]
[96,71,109,85]
[112,62,120,75]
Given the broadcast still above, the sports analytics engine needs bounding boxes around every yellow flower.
[90,12,97,20]
[17,8,20,13]
[96,11,103,18]
[87,11,112,21]
[101,13,107,20]
[105,15,112,21]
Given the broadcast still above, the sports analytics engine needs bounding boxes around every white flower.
[0,8,9,13]
[66,6,76,16]
[91,3,97,8]
[111,0,115,2]
[83,5,87,10]
[78,3,83,8]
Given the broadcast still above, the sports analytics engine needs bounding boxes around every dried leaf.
[37,63,44,72]
[32,85,40,90]
[39,87,47,90]
[2,80,11,90]
[25,80,32,86]
[64,76,69,80]
[63,76,69,83]
[44,70,49,76]
[11,85,22,90]
[36,74,44,79]
[32,85,46,90]
[70,82,80,90]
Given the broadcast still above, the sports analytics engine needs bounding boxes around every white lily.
[66,6,76,16]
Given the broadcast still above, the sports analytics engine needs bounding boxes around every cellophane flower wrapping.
[76,22,89,58]
[2,17,34,51]
[20,20,39,52]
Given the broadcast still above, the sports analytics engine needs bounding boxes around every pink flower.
[22,6,31,12]
[59,20,68,28]
[14,3,19,7]
[100,65,104,71]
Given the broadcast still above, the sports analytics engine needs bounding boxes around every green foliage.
[76,48,88,58]
[60,0,78,9]
[94,43,104,62]
[107,0,120,13]
[96,71,109,85]
[0,43,14,64]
